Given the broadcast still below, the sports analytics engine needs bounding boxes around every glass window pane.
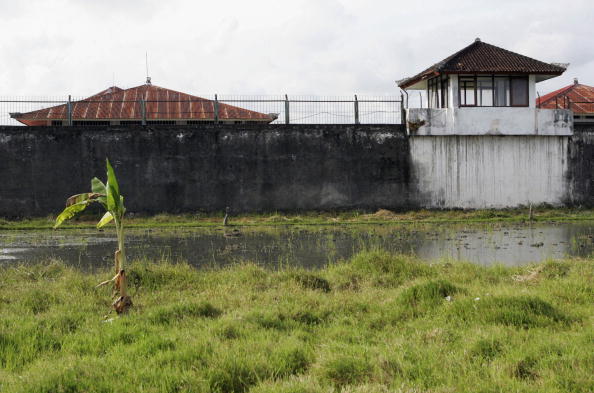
[511,77,528,106]
[477,77,493,106]
[441,77,449,108]
[460,78,475,106]
[429,77,440,108]
[465,82,475,105]
[494,77,510,106]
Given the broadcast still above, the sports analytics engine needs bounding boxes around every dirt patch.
[367,209,399,219]
[512,265,544,282]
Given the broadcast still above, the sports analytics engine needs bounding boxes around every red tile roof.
[13,84,275,125]
[399,39,566,89]
[537,82,594,114]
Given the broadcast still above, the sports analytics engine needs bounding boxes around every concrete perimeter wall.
[0,125,415,217]
[0,124,591,217]
[569,124,594,207]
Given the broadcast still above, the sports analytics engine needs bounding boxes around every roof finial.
[475,37,481,42]
[574,77,578,85]
[145,52,151,85]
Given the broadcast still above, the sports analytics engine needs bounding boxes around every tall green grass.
[0,251,592,392]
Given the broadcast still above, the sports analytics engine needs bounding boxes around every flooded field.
[0,222,592,271]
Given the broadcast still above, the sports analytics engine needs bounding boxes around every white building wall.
[528,75,536,109]
[406,108,573,136]
[410,135,569,208]
[448,75,459,109]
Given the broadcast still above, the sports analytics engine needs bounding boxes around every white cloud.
[0,0,592,97]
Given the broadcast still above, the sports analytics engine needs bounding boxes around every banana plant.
[54,158,132,314]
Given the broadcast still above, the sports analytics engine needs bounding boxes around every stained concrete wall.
[406,108,573,136]
[0,125,415,217]
[409,135,571,208]
[569,124,594,206]
[0,124,592,217]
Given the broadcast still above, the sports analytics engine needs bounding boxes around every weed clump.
[329,250,430,289]
[400,280,462,307]
[320,355,372,388]
[270,344,312,378]
[149,301,221,324]
[21,289,58,314]
[397,280,463,318]
[207,358,258,393]
[127,261,197,291]
[451,295,570,328]
[540,260,571,279]
[512,357,539,380]
[291,272,331,293]
[470,338,504,361]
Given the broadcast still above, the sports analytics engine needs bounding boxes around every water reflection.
[0,222,592,271]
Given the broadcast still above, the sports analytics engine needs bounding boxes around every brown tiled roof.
[537,82,594,114]
[398,39,566,89]
[13,84,275,125]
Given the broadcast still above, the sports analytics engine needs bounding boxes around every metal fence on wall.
[0,95,404,126]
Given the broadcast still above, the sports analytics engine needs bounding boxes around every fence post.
[354,95,360,125]
[400,93,406,125]
[140,99,147,125]
[67,95,72,126]
[284,94,290,124]
[214,94,219,124]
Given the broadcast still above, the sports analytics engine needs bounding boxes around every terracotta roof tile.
[13,84,274,125]
[399,39,566,89]
[537,82,594,114]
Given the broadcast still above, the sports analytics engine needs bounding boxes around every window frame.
[458,74,529,108]
[459,75,477,107]
[427,75,450,108]
[509,76,529,107]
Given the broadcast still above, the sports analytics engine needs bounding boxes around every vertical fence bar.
[400,93,406,125]
[354,95,359,125]
[140,99,146,125]
[67,95,72,126]
[284,94,290,124]
[214,94,219,124]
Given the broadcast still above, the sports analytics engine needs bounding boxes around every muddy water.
[0,222,592,271]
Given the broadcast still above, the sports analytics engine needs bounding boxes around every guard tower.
[398,39,572,135]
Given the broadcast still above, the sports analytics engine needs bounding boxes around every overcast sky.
[1,0,592,98]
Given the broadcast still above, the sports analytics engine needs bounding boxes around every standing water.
[0,222,592,271]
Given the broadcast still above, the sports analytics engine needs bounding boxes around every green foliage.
[470,338,504,361]
[450,295,571,328]
[54,158,125,230]
[0,252,592,392]
[541,260,571,278]
[399,279,462,306]
[328,250,430,289]
[20,289,58,314]
[290,272,331,293]
[148,302,221,324]
[320,355,372,387]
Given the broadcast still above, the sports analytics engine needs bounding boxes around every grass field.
[1,207,594,230]
[0,252,592,392]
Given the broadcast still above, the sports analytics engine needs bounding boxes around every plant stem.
[114,216,126,271]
